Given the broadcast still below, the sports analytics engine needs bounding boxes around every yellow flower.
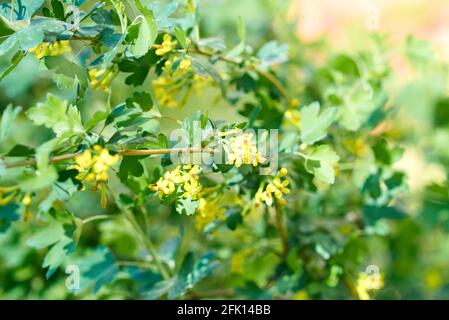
[289,98,300,108]
[195,198,225,230]
[355,272,384,300]
[254,168,290,207]
[284,109,301,129]
[88,68,115,91]
[75,150,93,170]
[88,68,106,80]
[152,75,180,107]
[278,167,288,177]
[149,165,202,199]
[224,131,265,167]
[22,193,32,206]
[255,189,274,206]
[179,58,192,72]
[163,57,192,75]
[183,179,202,200]
[156,34,176,56]
[29,40,72,59]
[346,137,369,157]
[73,146,120,184]
[192,73,212,93]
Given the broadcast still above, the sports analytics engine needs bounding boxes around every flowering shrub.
[0,0,447,300]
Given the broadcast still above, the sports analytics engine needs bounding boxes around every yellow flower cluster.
[255,168,290,206]
[29,40,72,59]
[224,132,265,167]
[72,146,120,183]
[195,197,226,230]
[156,34,177,56]
[153,57,196,108]
[192,73,212,93]
[149,165,202,199]
[88,68,115,91]
[355,271,384,300]
[164,57,192,73]
[152,76,179,107]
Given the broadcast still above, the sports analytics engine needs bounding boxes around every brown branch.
[4,153,80,169]
[3,147,217,169]
[189,47,242,65]
[189,47,291,101]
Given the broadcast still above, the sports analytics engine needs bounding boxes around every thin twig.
[82,214,110,225]
[189,47,291,101]
[3,147,217,169]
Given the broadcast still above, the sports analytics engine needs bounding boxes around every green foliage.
[0,0,446,301]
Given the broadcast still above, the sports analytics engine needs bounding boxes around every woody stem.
[2,147,217,169]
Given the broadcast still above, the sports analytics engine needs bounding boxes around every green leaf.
[27,222,65,249]
[0,104,21,155]
[51,0,65,20]
[226,16,245,58]
[176,197,199,216]
[300,102,337,145]
[43,236,74,278]
[26,93,84,137]
[226,210,243,230]
[126,91,153,111]
[118,51,158,86]
[85,111,108,130]
[0,50,26,81]
[0,104,20,141]
[304,145,340,184]
[1,0,45,20]
[363,205,406,225]
[337,81,376,131]
[18,139,59,191]
[169,251,195,298]
[174,25,187,48]
[257,41,289,67]
[44,56,89,101]
[130,18,155,58]
[6,144,34,157]
[0,19,68,56]
[38,179,78,214]
[372,139,404,166]
[78,246,119,292]
[192,252,218,283]
[133,0,157,58]
[119,157,144,182]
[362,174,382,199]
[143,252,218,299]
[0,204,19,233]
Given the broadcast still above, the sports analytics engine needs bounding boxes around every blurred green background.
[1,0,449,299]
